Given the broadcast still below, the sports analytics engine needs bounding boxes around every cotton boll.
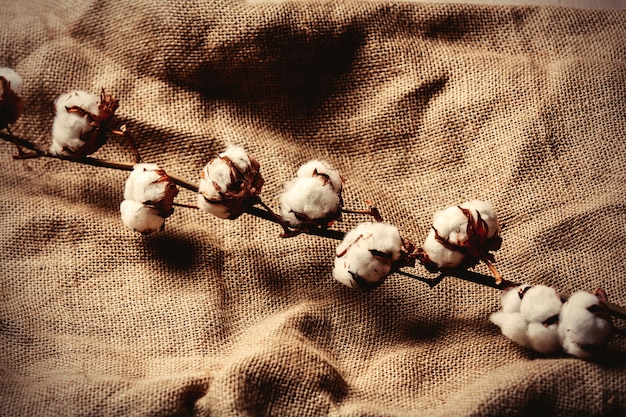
[0,67,22,95]
[50,90,100,156]
[280,176,341,228]
[124,163,162,202]
[559,291,613,359]
[123,163,178,217]
[219,143,251,173]
[279,160,343,228]
[364,222,403,260]
[431,205,470,245]
[491,284,561,354]
[518,285,562,354]
[333,222,402,291]
[333,243,392,290]
[205,158,234,193]
[120,200,165,234]
[196,158,241,219]
[490,311,530,348]
[120,164,178,234]
[418,200,502,278]
[197,144,264,220]
[196,191,231,219]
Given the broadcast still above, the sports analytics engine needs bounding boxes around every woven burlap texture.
[1,0,625,416]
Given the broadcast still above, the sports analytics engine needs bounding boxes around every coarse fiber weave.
[1,0,625,415]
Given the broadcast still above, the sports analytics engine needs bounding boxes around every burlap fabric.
[1,0,625,415]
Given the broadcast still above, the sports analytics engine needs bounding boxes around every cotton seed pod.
[0,67,23,129]
[50,89,119,158]
[197,144,264,219]
[333,222,402,291]
[280,159,344,228]
[490,284,562,354]
[558,291,613,359]
[120,163,179,234]
[418,200,502,280]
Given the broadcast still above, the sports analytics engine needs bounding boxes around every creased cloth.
[1,1,625,416]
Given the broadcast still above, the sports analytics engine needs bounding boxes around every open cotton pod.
[120,163,179,234]
[50,89,119,158]
[197,144,264,219]
[333,222,402,291]
[418,200,503,283]
[279,159,343,229]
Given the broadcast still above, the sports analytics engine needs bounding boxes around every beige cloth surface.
[1,0,625,415]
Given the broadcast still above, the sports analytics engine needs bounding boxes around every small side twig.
[342,201,383,222]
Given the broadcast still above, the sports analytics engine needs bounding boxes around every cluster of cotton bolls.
[120,164,179,234]
[490,285,614,358]
[279,160,344,229]
[197,143,264,220]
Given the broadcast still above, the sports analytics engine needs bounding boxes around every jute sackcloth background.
[1,0,625,415]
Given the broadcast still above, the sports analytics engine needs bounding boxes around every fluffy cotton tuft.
[460,200,500,238]
[333,222,402,291]
[490,284,562,354]
[120,164,178,234]
[197,144,264,219]
[50,90,101,156]
[418,200,502,279]
[558,291,613,359]
[280,160,343,228]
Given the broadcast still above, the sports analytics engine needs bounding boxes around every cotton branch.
[1,131,625,322]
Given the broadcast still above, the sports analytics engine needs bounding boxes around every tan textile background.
[1,0,625,415]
